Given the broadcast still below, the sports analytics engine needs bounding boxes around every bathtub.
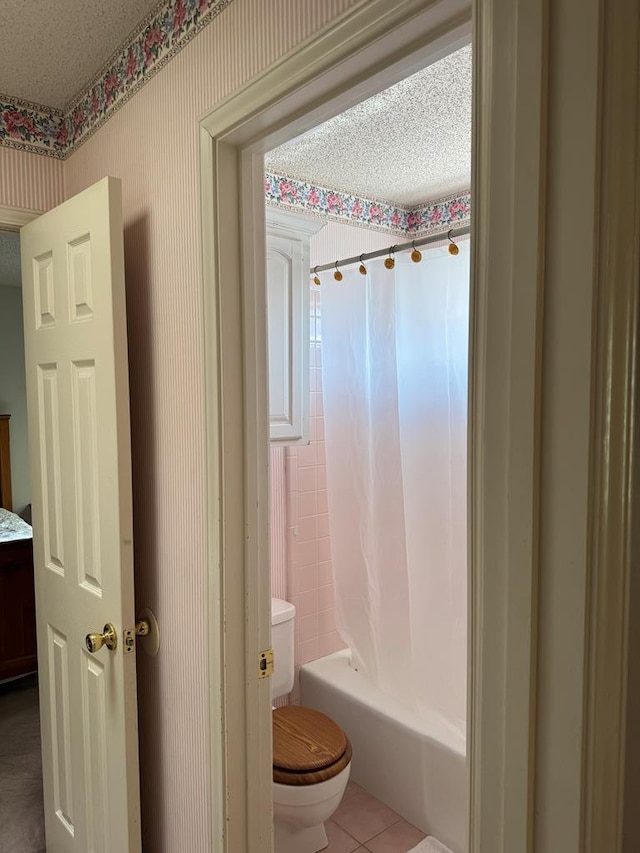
[300,649,468,853]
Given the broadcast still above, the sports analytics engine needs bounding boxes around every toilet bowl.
[271,599,352,853]
[272,705,352,853]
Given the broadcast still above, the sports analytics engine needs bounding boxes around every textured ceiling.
[0,0,161,110]
[0,231,22,288]
[265,45,472,207]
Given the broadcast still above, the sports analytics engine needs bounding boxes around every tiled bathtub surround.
[285,288,344,701]
[272,221,390,699]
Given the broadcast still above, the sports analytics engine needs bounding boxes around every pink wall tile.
[297,516,318,542]
[318,560,333,586]
[317,490,329,514]
[298,466,317,492]
[296,441,317,467]
[297,589,318,617]
[318,536,331,563]
[318,632,343,658]
[318,608,336,635]
[296,539,318,566]
[299,638,320,664]
[318,584,335,612]
[298,613,319,644]
[298,491,317,518]
[295,564,318,595]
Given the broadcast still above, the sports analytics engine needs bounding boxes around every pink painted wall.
[0,147,64,211]
[59,3,363,851]
[271,222,390,702]
[0,13,392,848]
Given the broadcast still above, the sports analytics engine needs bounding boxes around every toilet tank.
[271,598,296,699]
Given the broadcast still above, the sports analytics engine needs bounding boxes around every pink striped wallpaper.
[59,2,363,852]
[0,147,64,211]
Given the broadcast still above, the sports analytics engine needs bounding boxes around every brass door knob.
[85,623,118,653]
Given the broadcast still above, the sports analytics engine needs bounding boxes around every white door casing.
[199,3,473,850]
[20,177,141,853]
[198,0,640,849]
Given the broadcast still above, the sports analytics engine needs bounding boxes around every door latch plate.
[258,648,274,679]
[123,628,135,654]
[123,608,160,656]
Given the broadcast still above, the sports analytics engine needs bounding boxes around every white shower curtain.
[321,241,469,729]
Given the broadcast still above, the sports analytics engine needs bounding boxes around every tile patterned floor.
[325,781,426,853]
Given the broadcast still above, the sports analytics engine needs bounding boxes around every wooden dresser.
[0,413,37,680]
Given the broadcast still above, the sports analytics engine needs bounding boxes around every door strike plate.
[258,648,275,679]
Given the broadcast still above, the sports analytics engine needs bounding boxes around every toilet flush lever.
[258,648,275,679]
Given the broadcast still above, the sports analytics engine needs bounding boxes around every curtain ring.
[410,241,422,263]
[358,254,367,275]
[447,230,460,256]
[333,261,343,282]
[384,246,396,270]
[312,265,321,286]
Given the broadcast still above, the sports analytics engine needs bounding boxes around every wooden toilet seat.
[272,706,352,786]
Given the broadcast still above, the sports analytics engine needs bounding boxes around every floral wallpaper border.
[265,172,471,237]
[0,0,232,158]
[0,2,471,238]
[0,95,65,157]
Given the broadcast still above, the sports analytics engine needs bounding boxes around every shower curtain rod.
[310,224,471,275]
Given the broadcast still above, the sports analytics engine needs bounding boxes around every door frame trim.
[0,204,41,230]
[197,3,479,850]
[197,0,546,849]
[196,0,640,849]
[582,0,640,848]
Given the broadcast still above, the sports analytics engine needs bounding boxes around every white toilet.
[271,598,352,853]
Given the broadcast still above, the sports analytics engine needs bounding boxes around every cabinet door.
[267,233,309,443]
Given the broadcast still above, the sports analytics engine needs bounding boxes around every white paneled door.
[20,177,141,853]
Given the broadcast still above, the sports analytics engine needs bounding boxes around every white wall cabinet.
[266,209,323,444]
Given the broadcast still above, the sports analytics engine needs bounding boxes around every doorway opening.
[263,43,471,853]
[196,2,494,850]
[0,227,45,853]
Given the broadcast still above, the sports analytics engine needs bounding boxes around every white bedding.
[0,507,33,542]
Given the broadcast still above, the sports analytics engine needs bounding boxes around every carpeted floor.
[0,675,46,853]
